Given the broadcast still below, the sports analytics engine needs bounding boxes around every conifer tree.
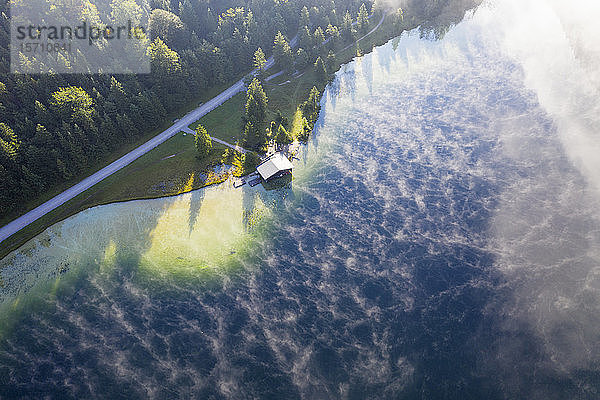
[313,26,325,46]
[296,48,310,69]
[326,24,339,48]
[245,78,268,126]
[342,10,354,41]
[298,116,312,141]
[275,124,293,146]
[326,50,337,72]
[357,3,369,32]
[194,124,212,158]
[314,56,328,83]
[299,26,313,51]
[253,47,266,74]
[300,6,310,28]
[303,86,321,124]
[273,31,294,71]
[242,121,263,151]
[0,123,19,161]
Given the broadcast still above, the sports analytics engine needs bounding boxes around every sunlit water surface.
[1,0,600,398]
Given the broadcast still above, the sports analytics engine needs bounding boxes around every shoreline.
[0,10,414,260]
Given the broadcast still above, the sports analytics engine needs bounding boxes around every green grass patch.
[189,93,246,144]
[78,132,229,202]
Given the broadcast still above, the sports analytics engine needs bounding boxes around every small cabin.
[256,152,293,182]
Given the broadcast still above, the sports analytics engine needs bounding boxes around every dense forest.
[0,0,477,221]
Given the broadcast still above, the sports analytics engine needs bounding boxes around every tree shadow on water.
[187,188,205,237]
[0,196,184,399]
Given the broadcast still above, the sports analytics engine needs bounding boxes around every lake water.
[2,0,600,398]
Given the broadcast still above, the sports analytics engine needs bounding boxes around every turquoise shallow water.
[2,1,600,398]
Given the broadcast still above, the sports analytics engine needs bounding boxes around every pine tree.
[0,123,19,161]
[342,10,354,41]
[243,121,263,151]
[275,124,293,146]
[243,152,261,174]
[275,110,288,127]
[178,0,199,30]
[302,86,321,124]
[326,24,339,48]
[326,50,337,72]
[116,113,137,137]
[245,78,268,127]
[329,7,339,26]
[357,3,369,32]
[194,124,212,158]
[314,56,328,83]
[272,12,286,38]
[296,48,310,69]
[108,77,127,112]
[253,47,266,74]
[34,100,53,128]
[268,121,278,140]
[313,26,325,46]
[273,31,294,71]
[299,26,313,50]
[232,150,245,175]
[300,6,310,28]
[243,78,268,150]
[298,116,312,141]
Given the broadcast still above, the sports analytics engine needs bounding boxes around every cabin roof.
[256,152,293,180]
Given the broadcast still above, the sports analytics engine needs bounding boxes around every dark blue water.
[2,1,600,398]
